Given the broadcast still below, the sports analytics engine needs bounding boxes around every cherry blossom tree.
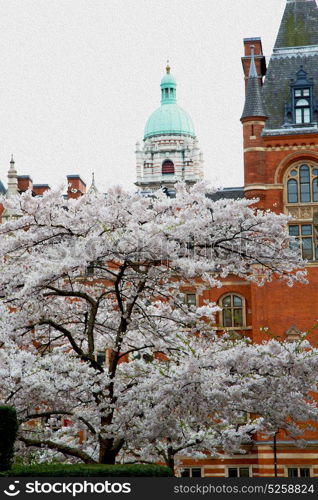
[0,183,316,467]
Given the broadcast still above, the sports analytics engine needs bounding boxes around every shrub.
[0,406,19,471]
[0,463,173,477]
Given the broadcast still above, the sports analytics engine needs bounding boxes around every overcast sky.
[0,0,292,192]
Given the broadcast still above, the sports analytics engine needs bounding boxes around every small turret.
[87,172,98,195]
[241,46,267,121]
[7,155,18,196]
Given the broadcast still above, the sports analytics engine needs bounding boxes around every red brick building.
[180,0,318,478]
[1,0,318,478]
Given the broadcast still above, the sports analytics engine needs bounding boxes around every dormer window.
[284,67,317,127]
[294,89,311,124]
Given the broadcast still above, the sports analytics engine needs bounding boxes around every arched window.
[162,160,175,175]
[285,164,318,261]
[220,294,245,328]
[286,164,318,204]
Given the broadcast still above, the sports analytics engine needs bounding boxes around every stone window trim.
[284,162,318,206]
[219,293,246,329]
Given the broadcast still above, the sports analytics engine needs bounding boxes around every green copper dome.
[144,64,195,139]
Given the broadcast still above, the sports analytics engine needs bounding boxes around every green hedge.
[0,406,18,472]
[0,464,173,477]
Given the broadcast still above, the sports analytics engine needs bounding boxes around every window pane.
[295,89,301,97]
[223,309,232,327]
[287,179,298,203]
[96,352,106,365]
[289,225,299,236]
[304,108,310,123]
[296,109,302,123]
[313,178,318,202]
[296,99,309,107]
[303,89,310,97]
[300,468,310,477]
[302,238,313,260]
[228,468,238,477]
[222,296,231,307]
[300,185,310,202]
[290,169,297,176]
[301,225,312,235]
[180,469,190,477]
[233,296,242,307]
[300,166,310,202]
[239,468,250,477]
[192,469,202,477]
[312,168,318,176]
[233,309,243,327]
[185,294,196,306]
[288,468,298,477]
[300,165,310,180]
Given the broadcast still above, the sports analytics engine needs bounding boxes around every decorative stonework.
[285,325,302,341]
[135,134,204,194]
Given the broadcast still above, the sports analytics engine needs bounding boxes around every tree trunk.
[167,447,175,476]
[98,437,124,464]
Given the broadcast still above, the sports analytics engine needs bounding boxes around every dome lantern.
[144,64,195,139]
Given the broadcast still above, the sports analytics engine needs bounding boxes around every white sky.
[0,0,292,192]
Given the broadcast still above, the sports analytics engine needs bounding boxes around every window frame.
[294,88,311,125]
[180,467,202,478]
[184,292,197,307]
[219,293,246,329]
[227,466,251,478]
[286,467,311,478]
[284,163,318,263]
[285,163,318,205]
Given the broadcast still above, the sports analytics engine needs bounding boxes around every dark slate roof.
[262,53,318,130]
[261,0,318,131]
[274,0,318,49]
[241,49,267,120]
[0,180,6,195]
[241,76,267,120]
[208,187,245,202]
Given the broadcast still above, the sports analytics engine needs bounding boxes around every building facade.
[173,0,318,477]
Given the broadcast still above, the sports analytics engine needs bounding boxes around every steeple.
[275,0,318,49]
[241,46,267,121]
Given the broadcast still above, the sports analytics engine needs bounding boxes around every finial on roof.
[88,171,98,195]
[10,154,14,164]
[248,45,258,78]
[166,59,170,74]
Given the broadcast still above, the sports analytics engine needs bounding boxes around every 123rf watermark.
[3,480,131,497]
